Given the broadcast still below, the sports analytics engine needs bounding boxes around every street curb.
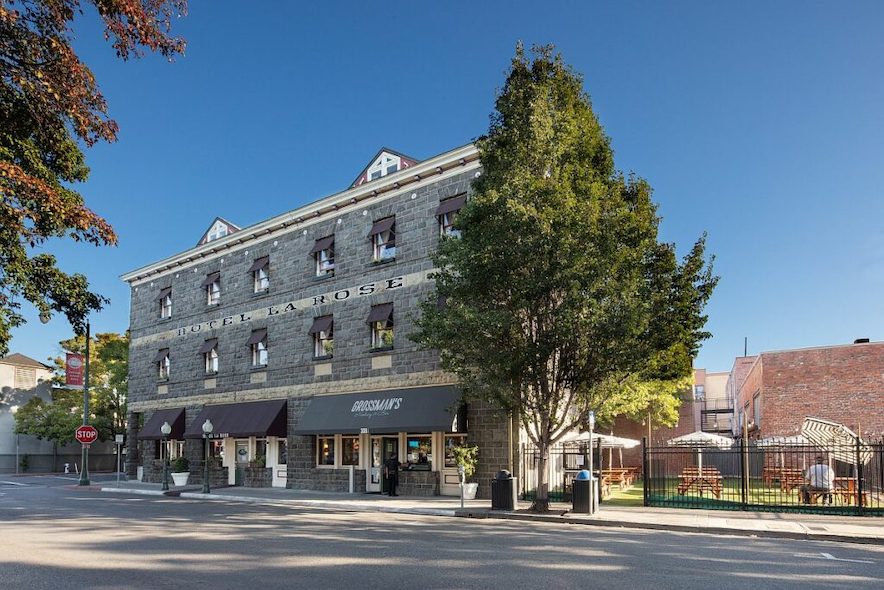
[98,488,881,545]
[475,510,884,546]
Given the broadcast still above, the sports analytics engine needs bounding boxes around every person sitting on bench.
[800,456,834,504]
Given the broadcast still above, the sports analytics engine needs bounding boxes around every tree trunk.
[530,441,551,512]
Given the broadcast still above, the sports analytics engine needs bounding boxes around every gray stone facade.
[124,146,514,497]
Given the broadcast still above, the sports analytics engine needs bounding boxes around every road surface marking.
[0,480,29,487]
[794,552,874,564]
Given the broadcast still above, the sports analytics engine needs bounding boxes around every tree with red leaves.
[0,1,187,352]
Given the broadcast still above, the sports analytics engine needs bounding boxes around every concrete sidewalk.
[98,481,884,545]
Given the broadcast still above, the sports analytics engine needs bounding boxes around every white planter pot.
[462,482,478,500]
[171,472,190,487]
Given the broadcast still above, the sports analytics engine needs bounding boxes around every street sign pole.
[115,434,124,487]
[78,320,91,486]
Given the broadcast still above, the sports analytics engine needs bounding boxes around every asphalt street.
[1,475,882,590]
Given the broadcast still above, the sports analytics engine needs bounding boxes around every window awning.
[201,271,220,287]
[435,194,466,216]
[367,217,395,237]
[367,303,393,323]
[248,256,269,272]
[138,407,186,440]
[156,287,171,301]
[246,328,267,345]
[153,348,169,362]
[292,386,465,435]
[309,315,333,334]
[198,338,218,354]
[310,235,335,254]
[184,399,287,439]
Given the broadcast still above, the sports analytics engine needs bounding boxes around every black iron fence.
[519,441,632,503]
[644,438,884,516]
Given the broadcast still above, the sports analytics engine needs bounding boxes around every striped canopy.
[755,435,811,447]
[800,417,872,465]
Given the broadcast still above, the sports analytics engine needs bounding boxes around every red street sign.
[65,353,84,386]
[75,425,98,445]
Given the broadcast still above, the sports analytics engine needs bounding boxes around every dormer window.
[198,217,240,246]
[158,287,172,319]
[208,226,227,242]
[352,150,419,187]
[311,236,335,277]
[203,272,221,306]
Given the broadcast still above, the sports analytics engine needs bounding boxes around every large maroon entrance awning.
[183,399,287,439]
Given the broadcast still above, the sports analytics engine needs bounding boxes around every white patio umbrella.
[560,432,640,469]
[800,417,872,465]
[667,431,734,472]
[756,435,811,469]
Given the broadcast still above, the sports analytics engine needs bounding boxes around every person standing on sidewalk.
[384,453,400,496]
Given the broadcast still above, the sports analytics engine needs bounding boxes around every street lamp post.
[587,410,596,515]
[160,421,171,491]
[78,320,91,486]
[202,419,214,494]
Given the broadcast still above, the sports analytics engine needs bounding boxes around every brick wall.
[743,342,884,439]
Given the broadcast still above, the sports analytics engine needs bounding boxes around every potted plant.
[451,444,479,499]
[323,340,334,356]
[381,331,394,348]
[171,456,190,486]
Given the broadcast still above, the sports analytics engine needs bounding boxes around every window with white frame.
[444,434,467,468]
[310,315,334,358]
[369,217,395,261]
[158,287,172,318]
[248,329,268,367]
[436,195,466,238]
[249,256,270,292]
[341,436,359,465]
[200,338,218,374]
[203,272,221,306]
[155,349,170,380]
[406,434,432,470]
[365,153,402,182]
[311,236,335,277]
[317,436,335,465]
[368,303,394,349]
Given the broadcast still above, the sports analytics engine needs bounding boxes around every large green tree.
[0,0,187,354]
[49,331,129,441]
[13,387,81,471]
[413,45,717,511]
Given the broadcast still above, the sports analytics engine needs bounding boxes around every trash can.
[572,469,593,514]
[491,470,516,511]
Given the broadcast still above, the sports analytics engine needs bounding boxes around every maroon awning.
[183,399,287,439]
[367,303,393,323]
[198,338,218,354]
[138,407,185,440]
[156,287,171,301]
[310,235,335,254]
[367,217,395,237]
[201,271,220,287]
[435,195,466,216]
[248,256,269,272]
[153,348,169,362]
[246,328,267,345]
[309,315,333,334]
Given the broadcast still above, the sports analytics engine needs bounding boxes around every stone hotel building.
[122,145,516,497]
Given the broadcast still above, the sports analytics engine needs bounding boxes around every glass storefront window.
[255,438,267,464]
[342,437,359,465]
[444,434,467,468]
[278,439,287,465]
[406,435,432,470]
[317,436,335,466]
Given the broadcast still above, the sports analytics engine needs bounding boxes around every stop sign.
[75,425,98,445]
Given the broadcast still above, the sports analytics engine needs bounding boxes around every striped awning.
[800,417,872,465]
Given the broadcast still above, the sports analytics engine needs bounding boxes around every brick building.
[122,145,516,497]
[731,340,884,440]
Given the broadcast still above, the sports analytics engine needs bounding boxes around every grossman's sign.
[351,397,403,418]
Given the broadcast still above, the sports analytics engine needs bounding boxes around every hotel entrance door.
[368,436,398,493]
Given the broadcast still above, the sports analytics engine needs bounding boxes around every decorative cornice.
[121,143,480,285]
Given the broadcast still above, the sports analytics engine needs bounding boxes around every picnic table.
[677,466,723,499]
[601,468,635,489]
[776,468,806,492]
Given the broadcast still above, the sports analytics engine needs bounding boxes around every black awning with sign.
[292,386,464,435]
[138,407,185,440]
[183,398,287,439]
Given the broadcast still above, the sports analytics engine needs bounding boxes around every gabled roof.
[350,147,420,189]
[197,217,241,247]
[0,353,51,369]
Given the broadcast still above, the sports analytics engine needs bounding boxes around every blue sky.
[10,1,884,371]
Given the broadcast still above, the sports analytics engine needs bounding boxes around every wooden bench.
[677,467,723,499]
[778,469,805,493]
[602,468,635,489]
